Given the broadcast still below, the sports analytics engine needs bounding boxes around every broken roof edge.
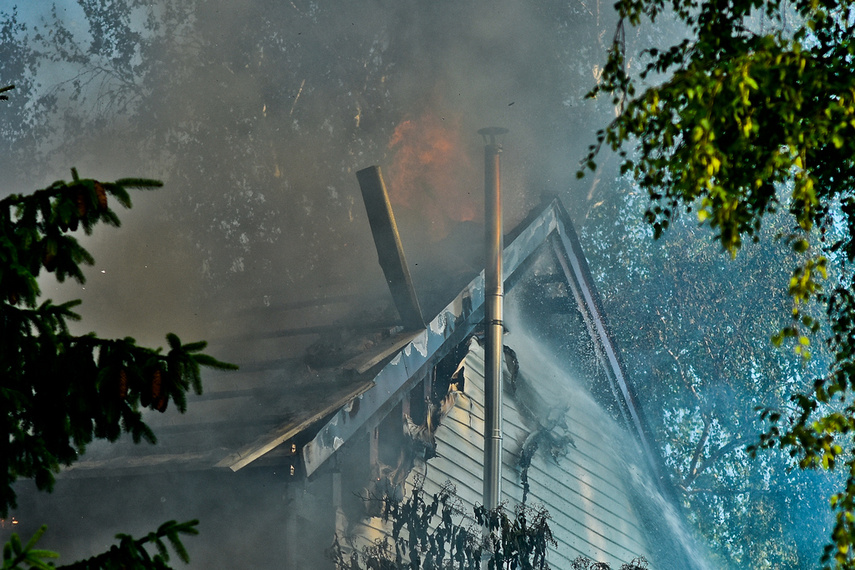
[240,198,655,482]
[300,200,562,476]
[303,198,643,477]
[215,379,376,472]
[546,199,691,529]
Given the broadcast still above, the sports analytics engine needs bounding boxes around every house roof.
[329,197,702,569]
[297,197,660,478]
[63,198,661,489]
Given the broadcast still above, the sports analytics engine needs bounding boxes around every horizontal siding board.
[459,404,647,524]
[395,339,654,568]
[445,341,650,564]
[503,418,633,503]
[466,345,641,497]
[526,463,646,543]
[421,451,644,568]
[523,446,644,519]
[525,467,648,555]
[468,415,648,562]
[428,443,485,487]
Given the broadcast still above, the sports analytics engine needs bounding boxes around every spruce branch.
[2,526,59,570]
[55,519,200,570]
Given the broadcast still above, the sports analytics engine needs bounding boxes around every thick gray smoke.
[6,0,619,348]
[3,0,757,568]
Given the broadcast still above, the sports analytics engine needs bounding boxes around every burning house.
[5,141,705,569]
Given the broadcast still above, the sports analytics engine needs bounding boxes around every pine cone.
[117,369,129,399]
[150,369,163,400]
[150,368,168,412]
[153,394,169,413]
[75,188,87,217]
[94,182,107,211]
[43,251,56,272]
[42,240,57,272]
[141,368,159,407]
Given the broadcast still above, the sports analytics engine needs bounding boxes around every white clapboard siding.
[411,337,653,568]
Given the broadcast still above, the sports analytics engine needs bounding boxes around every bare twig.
[289,79,306,116]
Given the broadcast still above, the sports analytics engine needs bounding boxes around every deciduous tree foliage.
[329,483,649,570]
[582,186,837,567]
[581,0,855,564]
[1,159,236,568]
[332,483,543,570]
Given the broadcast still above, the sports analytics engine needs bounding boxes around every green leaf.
[793,239,810,253]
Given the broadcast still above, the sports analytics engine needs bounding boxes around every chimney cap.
[478,127,509,146]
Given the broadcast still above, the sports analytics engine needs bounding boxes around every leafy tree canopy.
[581,184,836,567]
[581,0,855,565]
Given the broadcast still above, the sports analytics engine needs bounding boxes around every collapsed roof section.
[283,197,660,479]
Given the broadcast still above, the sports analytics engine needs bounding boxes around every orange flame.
[386,113,480,239]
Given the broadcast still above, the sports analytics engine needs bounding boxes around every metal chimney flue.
[357,166,425,331]
[479,127,508,510]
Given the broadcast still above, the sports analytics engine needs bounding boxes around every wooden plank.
[357,166,425,330]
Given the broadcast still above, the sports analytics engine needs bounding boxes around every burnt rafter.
[357,166,425,331]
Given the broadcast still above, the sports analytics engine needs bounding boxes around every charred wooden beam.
[357,166,425,330]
